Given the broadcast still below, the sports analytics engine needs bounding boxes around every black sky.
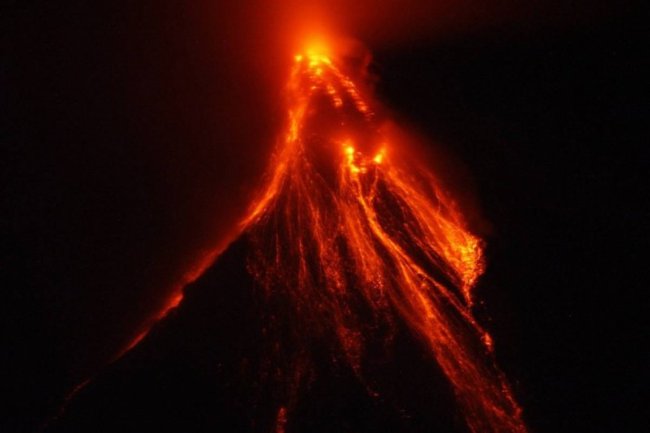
[3,1,647,432]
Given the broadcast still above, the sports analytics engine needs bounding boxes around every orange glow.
[242,38,527,433]
[60,33,526,433]
[116,246,224,360]
[56,233,235,418]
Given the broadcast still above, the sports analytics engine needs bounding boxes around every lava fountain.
[240,40,527,433]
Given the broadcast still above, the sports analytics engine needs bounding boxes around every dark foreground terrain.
[46,235,470,433]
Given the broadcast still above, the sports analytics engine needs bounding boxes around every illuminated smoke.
[242,41,527,433]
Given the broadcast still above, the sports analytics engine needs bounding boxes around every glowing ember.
[242,42,527,432]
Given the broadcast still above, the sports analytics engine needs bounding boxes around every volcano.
[46,42,525,433]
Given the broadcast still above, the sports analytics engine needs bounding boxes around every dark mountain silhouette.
[46,235,469,433]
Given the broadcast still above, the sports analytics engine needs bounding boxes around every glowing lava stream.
[55,40,527,433]
[241,45,528,433]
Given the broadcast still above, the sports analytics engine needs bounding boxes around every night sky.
[3,1,646,432]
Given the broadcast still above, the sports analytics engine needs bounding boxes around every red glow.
[243,40,527,432]
[116,249,220,357]
[58,32,527,433]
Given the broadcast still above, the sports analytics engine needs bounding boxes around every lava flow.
[52,38,528,433]
[240,42,528,433]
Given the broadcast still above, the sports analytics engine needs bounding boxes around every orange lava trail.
[48,246,224,426]
[117,247,222,357]
[243,45,527,433]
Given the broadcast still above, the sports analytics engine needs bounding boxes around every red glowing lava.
[57,35,527,433]
[242,41,527,433]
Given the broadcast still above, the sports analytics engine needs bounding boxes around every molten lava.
[56,38,527,433]
[241,44,527,433]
